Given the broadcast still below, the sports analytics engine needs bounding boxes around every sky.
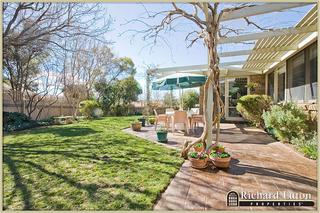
[99,3,314,101]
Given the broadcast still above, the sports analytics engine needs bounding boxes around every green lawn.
[3,117,184,210]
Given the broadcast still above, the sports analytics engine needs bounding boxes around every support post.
[206,83,213,150]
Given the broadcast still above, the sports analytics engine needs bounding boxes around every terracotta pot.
[194,145,204,152]
[211,156,231,168]
[189,157,208,169]
[131,122,142,131]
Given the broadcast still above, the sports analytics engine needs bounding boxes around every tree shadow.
[5,158,158,210]
[224,161,317,187]
[3,155,32,210]
[23,126,101,137]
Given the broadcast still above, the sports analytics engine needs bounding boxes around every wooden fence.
[3,92,78,120]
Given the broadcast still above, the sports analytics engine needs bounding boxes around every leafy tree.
[182,90,199,110]
[96,76,142,115]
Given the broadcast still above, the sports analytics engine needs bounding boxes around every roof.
[243,5,318,73]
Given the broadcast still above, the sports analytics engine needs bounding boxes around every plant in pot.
[188,151,209,169]
[210,148,231,168]
[149,117,156,125]
[212,144,225,153]
[138,116,146,127]
[193,142,204,152]
[131,120,142,131]
[156,126,168,143]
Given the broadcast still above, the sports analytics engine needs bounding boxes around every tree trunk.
[181,4,224,158]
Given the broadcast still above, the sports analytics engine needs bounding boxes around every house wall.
[265,41,317,104]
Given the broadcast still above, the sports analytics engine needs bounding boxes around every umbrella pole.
[170,89,173,108]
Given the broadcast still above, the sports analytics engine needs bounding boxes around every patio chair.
[172,110,189,134]
[165,108,175,115]
[191,114,204,130]
[154,109,168,130]
[190,108,200,115]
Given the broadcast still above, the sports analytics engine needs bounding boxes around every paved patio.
[123,123,317,210]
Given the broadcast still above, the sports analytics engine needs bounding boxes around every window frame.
[286,41,317,103]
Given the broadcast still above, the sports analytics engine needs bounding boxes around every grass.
[3,116,184,210]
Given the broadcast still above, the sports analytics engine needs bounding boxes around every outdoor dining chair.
[154,109,168,130]
[172,110,189,134]
[191,114,205,130]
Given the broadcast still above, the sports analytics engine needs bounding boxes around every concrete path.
[123,123,317,210]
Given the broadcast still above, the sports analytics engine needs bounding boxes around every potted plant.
[149,117,156,125]
[138,116,146,127]
[193,142,204,152]
[212,144,225,153]
[188,151,208,169]
[131,121,142,131]
[156,126,168,143]
[210,149,231,168]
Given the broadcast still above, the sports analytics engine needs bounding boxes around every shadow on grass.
[24,126,101,137]
[5,158,155,210]
[3,155,32,210]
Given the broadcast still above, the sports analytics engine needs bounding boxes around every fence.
[3,92,78,120]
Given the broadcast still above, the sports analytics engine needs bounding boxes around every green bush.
[292,132,317,160]
[236,95,273,127]
[262,102,308,142]
[3,112,54,132]
[79,100,102,119]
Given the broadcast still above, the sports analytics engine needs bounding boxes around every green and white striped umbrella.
[152,73,207,90]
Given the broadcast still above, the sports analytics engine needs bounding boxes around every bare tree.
[25,63,63,120]
[3,3,112,115]
[3,3,111,51]
[125,3,270,158]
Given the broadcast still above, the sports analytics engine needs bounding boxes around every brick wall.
[249,74,266,95]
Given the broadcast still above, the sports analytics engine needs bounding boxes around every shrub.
[148,117,156,125]
[79,100,102,118]
[110,104,127,116]
[3,112,54,132]
[3,112,35,132]
[262,102,308,142]
[236,95,273,127]
[292,132,317,160]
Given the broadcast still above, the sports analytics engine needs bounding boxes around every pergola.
[147,3,317,78]
[145,2,317,143]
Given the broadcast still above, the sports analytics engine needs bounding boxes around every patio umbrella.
[152,73,207,90]
[152,73,207,109]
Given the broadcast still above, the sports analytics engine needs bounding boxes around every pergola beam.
[220,3,313,22]
[218,46,297,57]
[220,59,279,66]
[218,25,317,44]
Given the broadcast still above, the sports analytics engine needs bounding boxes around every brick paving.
[123,123,317,210]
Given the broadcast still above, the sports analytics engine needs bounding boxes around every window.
[309,43,317,100]
[287,52,305,101]
[278,72,285,102]
[267,72,274,98]
[286,41,317,102]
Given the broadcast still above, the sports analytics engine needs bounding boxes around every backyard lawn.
[3,117,184,210]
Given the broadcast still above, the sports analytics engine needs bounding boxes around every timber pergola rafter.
[148,4,317,78]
